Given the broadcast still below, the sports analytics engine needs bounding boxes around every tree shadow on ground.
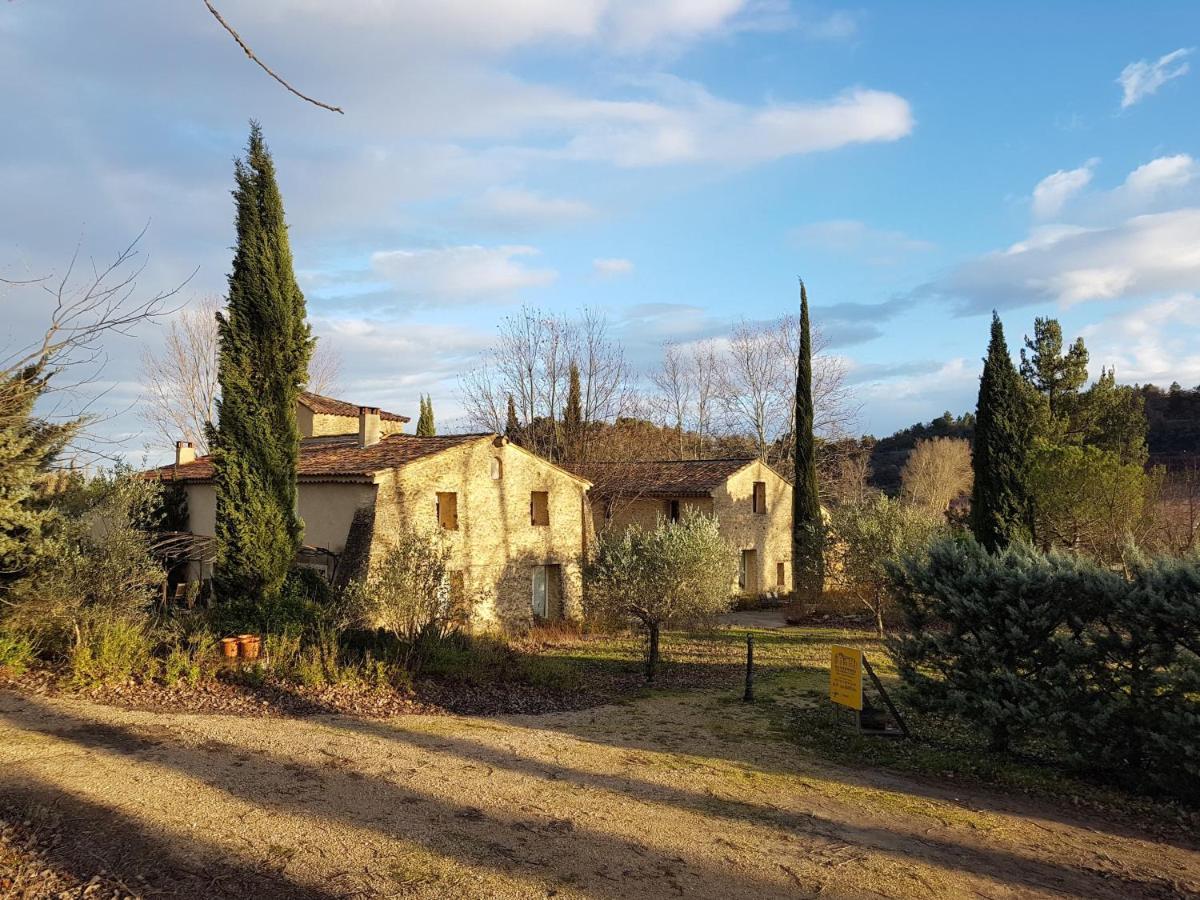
[2,693,1193,899]
[0,778,341,899]
[319,710,1197,898]
[0,694,823,899]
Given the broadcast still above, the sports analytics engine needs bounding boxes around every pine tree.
[792,281,824,598]
[1020,317,1088,425]
[562,362,583,462]
[0,365,77,592]
[504,394,521,443]
[971,312,1033,551]
[208,123,313,605]
[416,395,436,436]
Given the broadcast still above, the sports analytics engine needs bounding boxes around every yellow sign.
[830,646,863,710]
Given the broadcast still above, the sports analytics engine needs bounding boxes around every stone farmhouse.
[564,458,794,598]
[152,394,591,630]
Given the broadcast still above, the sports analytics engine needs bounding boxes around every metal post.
[743,633,754,702]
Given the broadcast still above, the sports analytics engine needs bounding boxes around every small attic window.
[752,481,767,514]
[491,457,502,480]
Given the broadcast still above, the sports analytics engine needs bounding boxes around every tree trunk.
[645,623,660,683]
[874,606,885,638]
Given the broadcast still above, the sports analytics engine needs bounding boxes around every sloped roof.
[150,433,492,484]
[298,391,410,423]
[563,458,756,498]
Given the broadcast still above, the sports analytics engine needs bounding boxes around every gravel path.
[1,687,1197,899]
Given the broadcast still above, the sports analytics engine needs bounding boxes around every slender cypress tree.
[504,394,520,443]
[971,312,1033,551]
[792,281,824,597]
[208,123,313,605]
[562,362,583,462]
[416,395,436,436]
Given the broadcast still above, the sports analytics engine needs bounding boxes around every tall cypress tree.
[792,281,824,597]
[416,395,436,436]
[971,312,1033,551]
[504,394,520,443]
[562,362,583,462]
[208,123,313,605]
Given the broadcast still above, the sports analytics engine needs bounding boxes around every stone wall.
[375,437,589,632]
[591,495,713,537]
[586,461,794,599]
[712,461,793,596]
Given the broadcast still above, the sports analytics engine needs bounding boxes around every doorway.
[532,564,563,619]
[739,549,758,593]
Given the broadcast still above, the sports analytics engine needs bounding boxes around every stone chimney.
[175,440,196,466]
[358,406,381,448]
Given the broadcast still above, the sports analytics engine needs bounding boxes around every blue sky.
[4,2,1200,455]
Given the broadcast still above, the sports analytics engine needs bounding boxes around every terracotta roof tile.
[563,458,754,498]
[150,433,492,483]
[299,391,409,423]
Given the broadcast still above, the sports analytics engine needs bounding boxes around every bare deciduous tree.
[460,306,629,461]
[138,295,342,454]
[717,316,856,465]
[690,339,720,458]
[139,296,221,453]
[650,343,693,460]
[721,320,783,461]
[1,229,183,454]
[900,437,973,515]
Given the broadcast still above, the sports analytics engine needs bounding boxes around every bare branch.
[203,0,345,115]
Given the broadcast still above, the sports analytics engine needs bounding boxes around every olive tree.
[343,527,455,671]
[585,512,736,681]
[829,495,943,636]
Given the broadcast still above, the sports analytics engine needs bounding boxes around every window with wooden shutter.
[436,492,458,530]
[752,481,767,514]
[530,490,549,526]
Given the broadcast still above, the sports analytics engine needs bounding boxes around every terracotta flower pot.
[237,634,261,661]
[220,637,239,659]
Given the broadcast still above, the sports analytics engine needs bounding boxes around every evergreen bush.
[889,537,1200,798]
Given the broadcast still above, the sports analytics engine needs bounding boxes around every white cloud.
[1123,154,1197,197]
[593,257,634,277]
[791,219,934,263]
[1117,48,1193,108]
[371,245,557,300]
[798,11,860,40]
[928,208,1200,311]
[927,153,1200,312]
[855,358,978,433]
[241,0,750,54]
[1031,160,1097,219]
[563,84,913,167]
[467,187,595,230]
[1080,295,1200,385]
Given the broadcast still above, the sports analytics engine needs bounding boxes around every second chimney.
[358,406,381,448]
[175,440,196,466]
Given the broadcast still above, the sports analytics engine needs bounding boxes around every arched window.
[491,457,502,480]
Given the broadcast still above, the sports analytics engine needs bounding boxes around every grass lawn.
[506,622,1198,833]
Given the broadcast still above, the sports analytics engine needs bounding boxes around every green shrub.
[161,631,215,687]
[69,616,158,687]
[342,528,457,672]
[4,470,164,654]
[0,632,34,676]
[889,537,1200,799]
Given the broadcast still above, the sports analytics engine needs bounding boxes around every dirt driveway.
[1,686,1196,899]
